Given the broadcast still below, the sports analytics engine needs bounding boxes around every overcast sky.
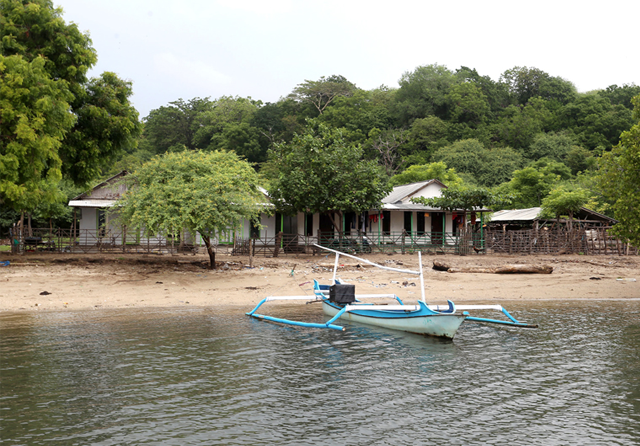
[58,0,639,119]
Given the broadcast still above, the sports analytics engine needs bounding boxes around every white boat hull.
[322,301,466,339]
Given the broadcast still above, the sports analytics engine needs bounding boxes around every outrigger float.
[247,244,537,339]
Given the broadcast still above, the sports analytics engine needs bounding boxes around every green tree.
[500,66,576,106]
[445,82,490,126]
[403,115,450,165]
[250,99,307,151]
[496,158,571,208]
[288,75,357,116]
[209,122,263,164]
[432,139,523,187]
[599,84,640,110]
[596,95,640,246]
[193,96,260,147]
[393,64,457,125]
[1,0,141,186]
[365,128,408,176]
[267,121,390,232]
[0,54,74,214]
[565,146,596,175]
[540,185,591,230]
[319,87,396,144]
[455,66,510,114]
[555,94,634,150]
[493,97,553,150]
[32,179,83,231]
[143,97,213,153]
[63,72,141,184]
[389,162,463,187]
[527,132,576,161]
[116,151,266,268]
[411,187,512,213]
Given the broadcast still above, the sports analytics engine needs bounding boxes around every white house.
[69,174,487,251]
[287,179,489,247]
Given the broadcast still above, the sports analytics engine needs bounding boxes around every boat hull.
[322,301,466,339]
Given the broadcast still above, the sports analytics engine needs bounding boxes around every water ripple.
[1,301,639,445]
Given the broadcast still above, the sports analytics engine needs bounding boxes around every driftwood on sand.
[433,260,553,274]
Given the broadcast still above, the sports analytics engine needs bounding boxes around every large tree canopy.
[431,139,523,187]
[288,75,357,116]
[116,151,266,268]
[0,0,140,195]
[494,158,572,209]
[411,187,511,213]
[0,54,74,212]
[142,97,213,153]
[389,162,463,188]
[540,185,591,227]
[267,121,390,232]
[500,66,576,106]
[597,95,640,246]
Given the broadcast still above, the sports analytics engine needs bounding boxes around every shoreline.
[1,252,639,314]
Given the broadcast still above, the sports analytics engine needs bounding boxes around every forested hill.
[120,67,638,194]
[3,0,638,244]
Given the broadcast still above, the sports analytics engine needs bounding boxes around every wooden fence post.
[274,231,282,257]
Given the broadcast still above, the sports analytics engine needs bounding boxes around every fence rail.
[5,228,211,255]
[485,227,637,255]
[4,227,637,257]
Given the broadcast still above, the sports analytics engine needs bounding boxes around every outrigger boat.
[247,244,537,339]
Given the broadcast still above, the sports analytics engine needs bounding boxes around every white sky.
[57,0,639,119]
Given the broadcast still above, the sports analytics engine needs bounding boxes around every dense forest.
[110,67,639,214]
[1,0,639,245]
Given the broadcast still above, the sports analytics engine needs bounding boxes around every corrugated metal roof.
[71,171,128,201]
[382,180,444,204]
[381,203,441,211]
[68,200,117,208]
[490,207,542,221]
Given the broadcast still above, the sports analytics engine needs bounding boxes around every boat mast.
[418,251,426,304]
[332,252,340,284]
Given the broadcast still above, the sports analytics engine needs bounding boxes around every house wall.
[389,212,404,233]
[445,214,453,233]
[241,213,277,239]
[75,207,203,246]
[77,208,97,232]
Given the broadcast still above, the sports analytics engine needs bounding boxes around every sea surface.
[1,300,639,445]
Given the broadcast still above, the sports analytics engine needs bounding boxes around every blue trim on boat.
[323,300,457,319]
[465,316,538,328]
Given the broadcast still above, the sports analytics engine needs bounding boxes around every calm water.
[1,301,639,445]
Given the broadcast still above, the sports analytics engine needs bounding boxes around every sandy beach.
[1,251,639,313]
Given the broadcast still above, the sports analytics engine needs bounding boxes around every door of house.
[404,212,413,235]
[431,212,444,244]
[319,213,334,242]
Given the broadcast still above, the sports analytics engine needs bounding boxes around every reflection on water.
[1,301,639,445]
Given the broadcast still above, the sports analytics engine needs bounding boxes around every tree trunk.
[274,231,282,257]
[11,223,17,254]
[433,260,553,274]
[19,212,24,254]
[327,211,343,233]
[202,235,216,269]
